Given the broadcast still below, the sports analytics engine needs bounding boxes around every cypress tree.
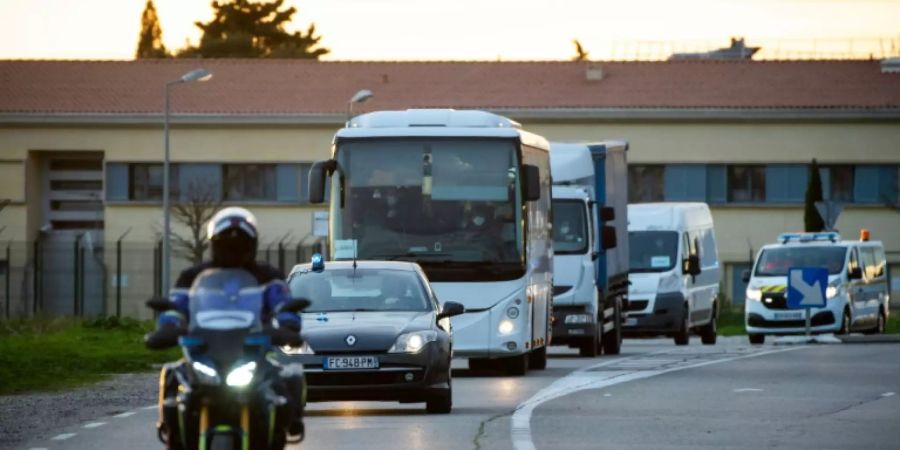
[804,159,825,232]
[135,0,168,58]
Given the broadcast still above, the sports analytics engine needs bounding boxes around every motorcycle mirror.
[144,326,185,350]
[146,297,175,312]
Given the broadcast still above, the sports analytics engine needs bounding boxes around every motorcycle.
[145,268,309,450]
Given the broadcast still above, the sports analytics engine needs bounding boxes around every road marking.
[510,346,806,450]
[734,388,764,393]
[114,411,137,418]
[602,393,612,397]
[142,405,158,410]
[28,448,49,450]
[51,433,77,441]
[882,392,895,398]
[83,421,107,429]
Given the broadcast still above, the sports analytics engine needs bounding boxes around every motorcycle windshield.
[188,268,265,333]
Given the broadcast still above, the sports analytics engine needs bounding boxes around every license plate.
[324,356,379,370]
[623,317,638,327]
[773,312,803,320]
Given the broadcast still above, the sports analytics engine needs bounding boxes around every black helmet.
[206,207,259,268]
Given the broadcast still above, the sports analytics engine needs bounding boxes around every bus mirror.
[523,164,540,201]
[308,160,335,204]
[601,225,617,249]
[600,206,615,222]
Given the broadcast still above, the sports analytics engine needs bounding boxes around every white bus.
[308,109,552,375]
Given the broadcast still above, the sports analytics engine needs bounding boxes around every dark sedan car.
[279,260,464,413]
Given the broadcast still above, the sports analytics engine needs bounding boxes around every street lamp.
[163,68,212,293]
[346,89,374,123]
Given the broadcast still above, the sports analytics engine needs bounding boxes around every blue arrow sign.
[787,267,828,309]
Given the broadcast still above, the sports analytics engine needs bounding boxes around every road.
[21,337,900,450]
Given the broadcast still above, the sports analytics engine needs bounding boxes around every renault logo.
[345,335,357,346]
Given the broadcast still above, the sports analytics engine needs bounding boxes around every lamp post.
[163,68,212,293]
[346,89,374,123]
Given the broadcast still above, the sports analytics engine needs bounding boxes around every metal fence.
[0,239,325,320]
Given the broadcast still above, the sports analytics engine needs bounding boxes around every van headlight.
[226,361,257,388]
[389,330,437,354]
[826,285,840,299]
[746,288,762,302]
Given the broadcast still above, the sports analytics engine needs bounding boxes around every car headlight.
[746,288,762,302]
[388,330,437,354]
[506,306,520,319]
[226,361,257,388]
[281,341,314,355]
[565,314,592,324]
[191,361,221,385]
[498,319,515,335]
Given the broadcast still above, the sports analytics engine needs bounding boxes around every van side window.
[848,248,860,275]
[860,247,883,281]
[699,228,718,268]
[682,232,696,260]
[874,247,886,278]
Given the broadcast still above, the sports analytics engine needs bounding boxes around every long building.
[1,59,898,318]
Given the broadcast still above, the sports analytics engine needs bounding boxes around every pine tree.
[135,0,168,59]
[573,39,589,61]
[178,0,329,59]
[804,159,825,232]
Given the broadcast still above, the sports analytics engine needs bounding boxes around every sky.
[0,0,898,60]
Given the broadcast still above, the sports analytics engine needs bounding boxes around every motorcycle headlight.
[746,288,762,302]
[191,361,221,385]
[226,361,257,388]
[388,330,437,354]
[281,341,314,355]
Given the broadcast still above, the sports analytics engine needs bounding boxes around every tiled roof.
[1,59,898,115]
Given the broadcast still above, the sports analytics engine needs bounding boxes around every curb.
[837,334,900,344]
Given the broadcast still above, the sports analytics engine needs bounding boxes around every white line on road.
[83,421,107,429]
[114,411,137,418]
[882,392,895,398]
[51,432,77,441]
[510,347,807,450]
[142,405,158,410]
[734,388,764,393]
[28,447,49,450]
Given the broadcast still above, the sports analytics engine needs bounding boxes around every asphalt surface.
[18,337,900,450]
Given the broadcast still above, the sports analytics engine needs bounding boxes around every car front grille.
[306,369,424,386]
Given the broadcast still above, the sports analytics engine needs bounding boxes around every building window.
[728,165,765,202]
[827,165,854,202]
[628,165,664,203]
[223,164,276,201]
[129,164,179,201]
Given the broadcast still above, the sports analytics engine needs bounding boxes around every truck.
[307,109,553,375]
[549,142,629,356]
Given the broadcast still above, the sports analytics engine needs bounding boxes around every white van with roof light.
[744,231,890,344]
[626,203,720,345]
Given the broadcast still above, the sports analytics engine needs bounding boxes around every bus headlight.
[226,361,257,388]
[498,320,515,335]
[506,306,520,319]
[746,288,762,302]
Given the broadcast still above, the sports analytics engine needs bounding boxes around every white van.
[744,231,890,344]
[626,203,721,345]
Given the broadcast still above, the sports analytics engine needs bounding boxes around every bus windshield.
[553,200,588,255]
[629,231,678,273]
[330,138,524,281]
[754,246,847,276]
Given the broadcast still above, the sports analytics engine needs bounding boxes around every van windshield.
[629,231,678,273]
[754,246,847,277]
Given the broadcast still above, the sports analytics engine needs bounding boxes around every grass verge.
[717,304,900,337]
[0,316,178,395]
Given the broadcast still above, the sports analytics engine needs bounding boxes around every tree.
[136,0,168,58]
[804,158,825,232]
[178,0,329,58]
[572,39,589,61]
[171,181,222,265]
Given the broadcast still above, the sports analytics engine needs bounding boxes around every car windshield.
[754,246,847,276]
[553,200,588,254]
[629,231,678,273]
[288,268,431,313]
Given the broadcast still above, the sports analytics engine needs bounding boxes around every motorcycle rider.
[149,207,305,447]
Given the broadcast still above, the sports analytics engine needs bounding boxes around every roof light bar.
[778,232,841,244]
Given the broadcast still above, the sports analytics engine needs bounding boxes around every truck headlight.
[564,314,592,324]
[226,361,257,388]
[281,341,314,355]
[746,288,762,302]
[191,361,220,385]
[388,330,437,354]
[498,320,515,335]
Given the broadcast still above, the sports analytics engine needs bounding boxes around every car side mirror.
[437,301,465,320]
[146,297,175,312]
[683,255,701,276]
[308,159,335,204]
[277,298,311,314]
[741,269,751,284]
[601,226,617,250]
[523,164,540,201]
[848,267,863,280]
[600,206,615,222]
